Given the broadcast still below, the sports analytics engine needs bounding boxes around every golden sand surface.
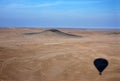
[0,28,120,81]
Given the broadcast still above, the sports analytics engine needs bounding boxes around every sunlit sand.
[0,28,120,81]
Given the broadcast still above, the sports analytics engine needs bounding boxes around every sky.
[0,0,120,29]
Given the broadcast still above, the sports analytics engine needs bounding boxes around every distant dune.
[24,29,81,38]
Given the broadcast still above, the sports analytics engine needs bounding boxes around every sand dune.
[0,28,120,81]
[24,29,81,38]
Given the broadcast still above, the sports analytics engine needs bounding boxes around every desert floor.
[0,28,120,81]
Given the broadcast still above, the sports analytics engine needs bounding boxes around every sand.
[0,28,120,81]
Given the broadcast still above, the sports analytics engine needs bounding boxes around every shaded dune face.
[24,29,81,38]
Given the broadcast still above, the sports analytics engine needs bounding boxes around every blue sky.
[0,0,120,29]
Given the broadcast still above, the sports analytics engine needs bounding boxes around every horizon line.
[0,26,120,30]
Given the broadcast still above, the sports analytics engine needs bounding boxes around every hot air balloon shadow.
[94,58,108,75]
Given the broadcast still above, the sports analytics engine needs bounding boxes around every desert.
[0,28,120,81]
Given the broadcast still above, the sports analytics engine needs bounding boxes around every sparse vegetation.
[108,32,120,35]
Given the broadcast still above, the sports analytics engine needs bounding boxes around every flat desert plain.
[0,28,120,81]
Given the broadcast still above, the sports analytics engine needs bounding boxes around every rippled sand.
[0,28,120,81]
